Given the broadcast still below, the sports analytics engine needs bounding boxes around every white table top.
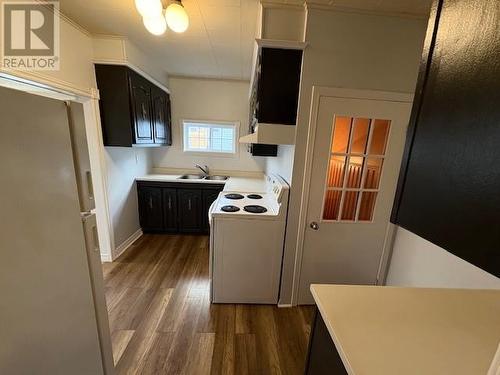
[310,284,500,375]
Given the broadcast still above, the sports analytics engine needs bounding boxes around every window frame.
[181,119,239,156]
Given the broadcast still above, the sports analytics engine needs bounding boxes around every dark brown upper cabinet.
[392,0,500,277]
[248,46,303,157]
[95,64,172,147]
[151,85,172,146]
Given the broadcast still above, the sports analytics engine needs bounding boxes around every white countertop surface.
[310,284,500,375]
[136,174,268,193]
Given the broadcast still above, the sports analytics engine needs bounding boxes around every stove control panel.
[267,175,286,203]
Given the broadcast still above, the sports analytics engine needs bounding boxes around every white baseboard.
[112,228,143,261]
[277,303,293,308]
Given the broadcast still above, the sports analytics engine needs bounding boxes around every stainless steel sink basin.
[178,174,205,180]
[205,175,229,181]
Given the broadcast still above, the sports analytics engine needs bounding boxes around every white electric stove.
[208,174,289,304]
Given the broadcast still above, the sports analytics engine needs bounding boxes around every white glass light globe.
[165,3,189,33]
[135,0,162,18]
[143,15,167,35]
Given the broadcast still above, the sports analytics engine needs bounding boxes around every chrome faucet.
[195,164,209,176]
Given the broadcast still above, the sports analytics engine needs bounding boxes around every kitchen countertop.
[310,284,500,375]
[136,174,268,193]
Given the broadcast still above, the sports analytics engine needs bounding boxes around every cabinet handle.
[168,196,172,210]
[142,103,147,118]
[149,197,153,209]
[86,170,94,202]
[188,198,192,211]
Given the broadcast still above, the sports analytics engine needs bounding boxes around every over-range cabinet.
[391,0,500,277]
[244,42,304,156]
[95,64,172,147]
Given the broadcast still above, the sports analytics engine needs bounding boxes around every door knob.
[310,222,319,230]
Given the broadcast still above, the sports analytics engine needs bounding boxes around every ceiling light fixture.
[136,0,189,36]
[165,1,189,33]
[143,15,167,35]
[135,0,163,18]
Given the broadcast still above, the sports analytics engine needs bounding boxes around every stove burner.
[225,193,244,200]
[221,205,240,212]
[244,205,268,214]
[247,194,263,199]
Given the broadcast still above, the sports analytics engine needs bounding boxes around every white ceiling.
[60,0,259,80]
[60,0,430,81]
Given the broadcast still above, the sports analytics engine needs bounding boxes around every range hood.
[239,123,295,145]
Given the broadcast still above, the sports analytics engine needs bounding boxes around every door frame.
[291,86,414,305]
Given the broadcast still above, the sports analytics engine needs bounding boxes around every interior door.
[298,93,412,304]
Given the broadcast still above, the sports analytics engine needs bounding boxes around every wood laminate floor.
[102,234,314,375]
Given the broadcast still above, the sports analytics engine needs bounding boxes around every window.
[182,120,237,154]
[322,116,391,222]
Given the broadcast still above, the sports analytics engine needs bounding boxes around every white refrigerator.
[0,85,114,374]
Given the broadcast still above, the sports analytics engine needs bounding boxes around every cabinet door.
[152,88,171,145]
[138,185,164,232]
[163,188,178,232]
[129,73,154,144]
[178,189,202,233]
[202,189,221,233]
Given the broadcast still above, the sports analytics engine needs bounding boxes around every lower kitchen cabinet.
[138,186,164,232]
[305,310,348,375]
[162,188,177,232]
[137,181,224,234]
[202,189,220,232]
[177,189,202,233]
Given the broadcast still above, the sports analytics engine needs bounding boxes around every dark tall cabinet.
[247,46,303,157]
[392,0,500,277]
[95,64,172,147]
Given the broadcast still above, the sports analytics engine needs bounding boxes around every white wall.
[386,227,500,289]
[280,9,428,304]
[105,148,152,252]
[92,36,169,88]
[264,145,295,183]
[153,77,265,174]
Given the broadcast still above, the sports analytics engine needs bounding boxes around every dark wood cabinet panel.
[392,0,500,277]
[152,86,172,145]
[202,189,220,233]
[258,48,302,125]
[137,182,223,234]
[305,310,348,375]
[94,65,134,147]
[162,188,177,232]
[178,189,202,233]
[95,64,172,147]
[129,72,154,144]
[138,186,164,232]
[247,47,303,157]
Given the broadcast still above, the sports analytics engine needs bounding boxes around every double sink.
[178,174,228,181]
